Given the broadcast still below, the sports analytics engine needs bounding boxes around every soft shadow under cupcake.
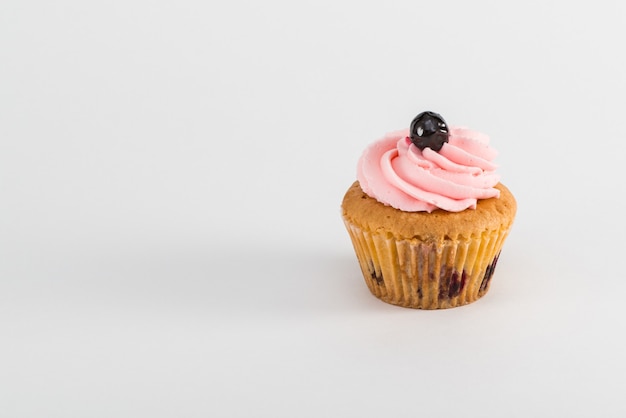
[75,243,390,317]
[204,247,389,316]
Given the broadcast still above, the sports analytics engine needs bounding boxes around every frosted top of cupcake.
[357,111,501,213]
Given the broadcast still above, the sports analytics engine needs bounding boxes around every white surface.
[2,1,626,416]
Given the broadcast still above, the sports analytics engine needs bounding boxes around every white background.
[2,0,625,416]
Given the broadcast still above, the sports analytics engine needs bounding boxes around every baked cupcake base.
[342,182,516,309]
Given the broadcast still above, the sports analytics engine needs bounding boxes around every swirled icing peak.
[356,116,500,213]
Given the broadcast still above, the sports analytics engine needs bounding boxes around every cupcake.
[341,111,516,309]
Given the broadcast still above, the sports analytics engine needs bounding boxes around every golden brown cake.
[342,181,516,309]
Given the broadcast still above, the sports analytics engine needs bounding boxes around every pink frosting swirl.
[356,127,500,212]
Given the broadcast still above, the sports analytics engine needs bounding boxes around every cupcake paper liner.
[343,219,512,309]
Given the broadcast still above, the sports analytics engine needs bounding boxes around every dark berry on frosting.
[409,111,449,152]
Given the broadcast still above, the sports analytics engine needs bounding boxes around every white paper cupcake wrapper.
[343,219,512,309]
